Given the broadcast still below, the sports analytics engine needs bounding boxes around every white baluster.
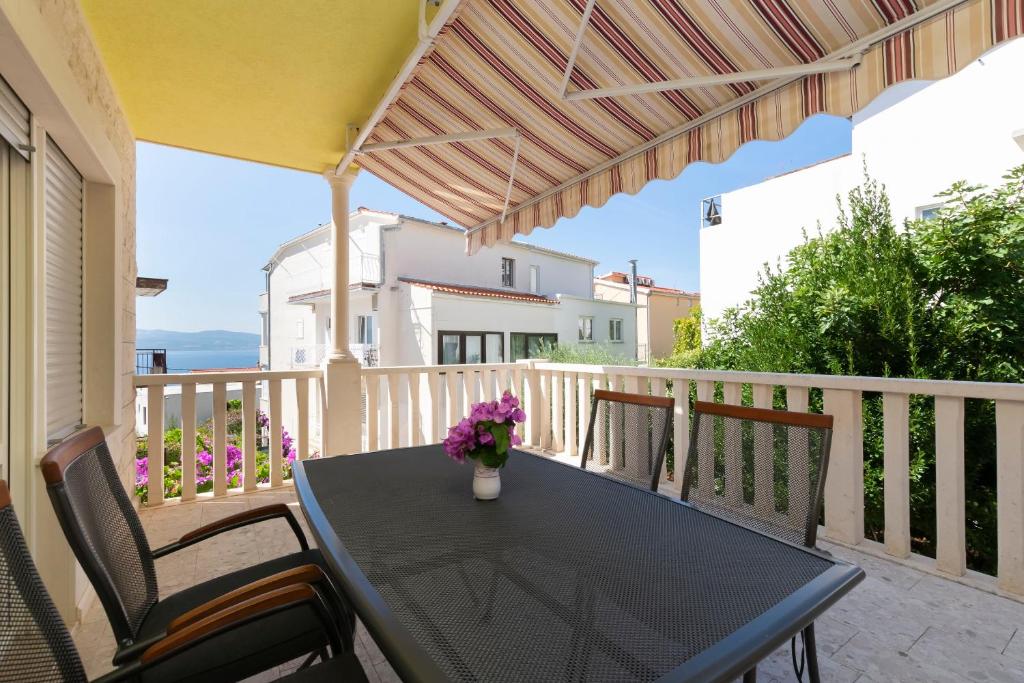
[823,389,864,546]
[213,383,228,496]
[786,386,811,527]
[997,399,1024,595]
[242,381,257,492]
[427,370,441,443]
[565,372,577,457]
[672,378,688,495]
[387,373,400,449]
[552,371,564,453]
[410,372,422,446]
[295,377,310,461]
[883,392,911,558]
[180,384,196,501]
[366,374,379,452]
[935,395,966,576]
[722,382,743,505]
[269,379,283,487]
[147,385,165,505]
[752,384,774,515]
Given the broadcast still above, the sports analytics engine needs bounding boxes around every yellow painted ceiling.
[81,1,426,173]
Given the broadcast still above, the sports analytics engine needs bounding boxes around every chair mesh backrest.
[681,402,833,547]
[0,502,87,682]
[581,390,673,491]
[56,439,158,643]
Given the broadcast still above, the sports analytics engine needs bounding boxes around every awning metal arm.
[358,127,523,222]
[565,54,863,101]
[357,127,518,154]
[501,134,522,223]
[559,0,597,99]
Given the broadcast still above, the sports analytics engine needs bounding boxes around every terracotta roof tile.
[398,277,558,305]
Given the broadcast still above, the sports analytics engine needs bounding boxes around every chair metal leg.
[743,667,756,682]
[804,623,821,683]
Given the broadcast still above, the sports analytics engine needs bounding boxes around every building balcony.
[288,343,378,368]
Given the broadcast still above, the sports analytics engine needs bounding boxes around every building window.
[438,331,504,364]
[917,203,944,220]
[501,257,515,287]
[295,320,304,339]
[529,265,540,293]
[355,315,375,344]
[578,316,594,342]
[510,333,557,362]
[609,318,623,342]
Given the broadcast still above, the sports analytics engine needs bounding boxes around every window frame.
[916,203,945,221]
[437,330,504,365]
[354,314,375,345]
[578,316,594,342]
[500,257,515,288]
[510,332,558,362]
[529,264,540,293]
[609,318,623,343]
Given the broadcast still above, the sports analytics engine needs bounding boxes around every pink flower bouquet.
[443,391,526,468]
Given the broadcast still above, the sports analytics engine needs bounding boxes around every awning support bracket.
[357,127,523,222]
[564,54,864,101]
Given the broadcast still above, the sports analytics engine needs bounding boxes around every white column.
[322,168,363,455]
[324,169,358,361]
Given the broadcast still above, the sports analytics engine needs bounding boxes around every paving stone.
[906,625,1024,683]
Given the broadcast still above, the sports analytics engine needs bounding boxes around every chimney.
[628,259,638,304]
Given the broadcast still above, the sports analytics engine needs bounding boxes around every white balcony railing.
[519,362,1024,598]
[289,344,326,368]
[289,344,378,368]
[134,369,323,506]
[135,362,1024,599]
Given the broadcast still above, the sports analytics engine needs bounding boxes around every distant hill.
[136,329,260,351]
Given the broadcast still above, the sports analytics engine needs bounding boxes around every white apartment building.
[700,38,1024,321]
[259,208,637,369]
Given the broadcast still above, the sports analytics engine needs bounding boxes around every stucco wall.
[648,293,697,360]
[35,0,137,486]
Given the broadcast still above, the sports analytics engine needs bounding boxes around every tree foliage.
[677,165,1024,572]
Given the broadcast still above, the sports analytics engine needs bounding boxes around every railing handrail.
[134,369,322,387]
[361,362,522,376]
[532,363,1024,401]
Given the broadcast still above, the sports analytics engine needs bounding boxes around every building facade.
[700,38,1024,321]
[593,272,699,362]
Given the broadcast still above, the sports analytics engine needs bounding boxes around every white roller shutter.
[45,138,84,442]
[0,76,30,160]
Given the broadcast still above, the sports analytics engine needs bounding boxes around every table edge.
[655,563,866,683]
[293,460,450,683]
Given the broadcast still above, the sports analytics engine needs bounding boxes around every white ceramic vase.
[472,463,501,500]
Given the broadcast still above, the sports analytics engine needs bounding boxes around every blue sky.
[136,114,851,334]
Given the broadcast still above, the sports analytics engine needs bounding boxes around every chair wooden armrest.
[152,503,309,557]
[167,563,329,633]
[92,584,342,682]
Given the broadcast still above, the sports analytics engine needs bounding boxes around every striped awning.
[354,0,1023,253]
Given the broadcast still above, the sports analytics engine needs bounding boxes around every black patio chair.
[580,389,674,491]
[40,427,357,682]
[0,478,367,683]
[680,400,834,683]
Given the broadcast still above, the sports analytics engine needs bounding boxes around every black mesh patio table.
[295,446,863,683]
